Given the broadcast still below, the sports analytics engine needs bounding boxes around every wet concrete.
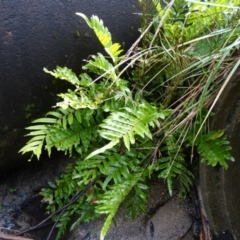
[0,156,70,239]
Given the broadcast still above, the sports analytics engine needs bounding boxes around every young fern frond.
[75,13,123,63]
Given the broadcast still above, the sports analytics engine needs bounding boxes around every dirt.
[0,156,199,240]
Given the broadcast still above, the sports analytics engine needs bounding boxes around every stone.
[146,196,192,240]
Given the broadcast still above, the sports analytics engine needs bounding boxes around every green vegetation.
[19,0,239,239]
[24,104,35,119]
[9,188,16,194]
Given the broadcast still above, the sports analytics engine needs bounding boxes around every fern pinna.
[19,4,236,240]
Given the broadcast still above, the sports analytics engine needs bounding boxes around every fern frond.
[43,66,80,86]
[70,200,98,231]
[157,154,193,196]
[151,0,163,16]
[55,211,71,240]
[96,172,143,240]
[19,108,103,158]
[82,53,117,80]
[46,109,103,156]
[197,131,234,169]
[76,14,111,47]
[124,181,148,219]
[157,134,194,196]
[106,43,123,61]
[75,13,123,63]
[86,102,164,159]
[73,149,142,187]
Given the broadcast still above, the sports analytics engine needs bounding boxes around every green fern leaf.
[55,211,71,240]
[19,139,44,160]
[158,155,193,196]
[197,131,234,169]
[32,118,58,124]
[44,66,80,86]
[96,173,142,240]
[70,200,98,231]
[19,124,47,159]
[82,53,117,80]
[151,0,163,15]
[85,141,119,160]
[45,112,101,155]
[74,149,141,186]
[76,13,123,63]
[157,134,194,196]
[20,108,103,159]
[84,14,112,47]
[98,102,163,151]
[25,125,48,130]
[124,181,148,219]
[105,43,123,60]
[85,102,162,159]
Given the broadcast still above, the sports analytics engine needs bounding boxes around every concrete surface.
[67,195,193,240]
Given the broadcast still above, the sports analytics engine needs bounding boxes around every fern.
[76,13,123,63]
[19,108,103,158]
[19,3,239,239]
[157,134,194,197]
[87,101,165,159]
[43,66,81,86]
[197,130,234,169]
[41,163,78,211]
[123,181,149,219]
[73,148,146,186]
[40,149,149,240]
[82,53,117,80]
[95,172,144,240]
[74,150,149,240]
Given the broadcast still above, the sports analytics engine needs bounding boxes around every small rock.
[146,196,192,240]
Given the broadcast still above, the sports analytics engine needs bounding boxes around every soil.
[0,156,200,240]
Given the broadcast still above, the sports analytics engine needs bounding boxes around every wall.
[0,0,140,171]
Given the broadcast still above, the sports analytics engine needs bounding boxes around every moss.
[24,104,35,119]
[74,30,80,38]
